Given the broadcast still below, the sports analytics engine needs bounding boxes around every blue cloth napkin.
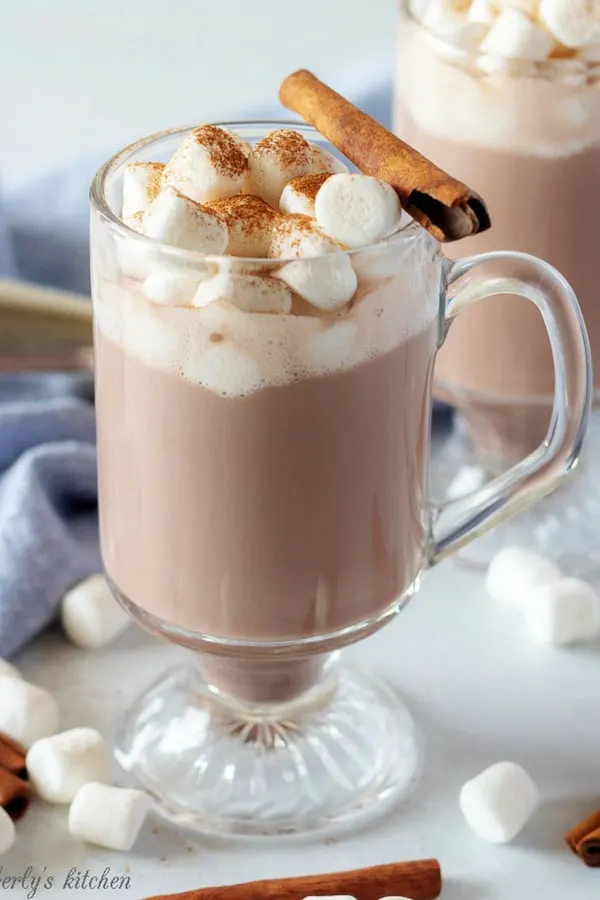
[0,64,411,658]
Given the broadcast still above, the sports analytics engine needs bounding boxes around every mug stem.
[431,250,592,564]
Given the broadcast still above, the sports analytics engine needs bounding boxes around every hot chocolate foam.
[95,234,440,399]
[397,14,600,157]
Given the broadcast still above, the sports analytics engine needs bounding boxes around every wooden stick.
[279,69,491,243]
[145,858,442,900]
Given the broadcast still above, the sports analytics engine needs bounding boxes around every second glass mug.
[90,122,591,837]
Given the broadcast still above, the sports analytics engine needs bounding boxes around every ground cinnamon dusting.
[207,194,278,235]
[269,214,320,255]
[128,162,164,200]
[190,126,248,177]
[286,173,331,202]
[253,129,312,169]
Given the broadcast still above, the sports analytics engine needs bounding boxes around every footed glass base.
[115,661,421,838]
[431,411,600,580]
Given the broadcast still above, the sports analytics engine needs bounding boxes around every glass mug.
[90,122,591,837]
[395,0,600,570]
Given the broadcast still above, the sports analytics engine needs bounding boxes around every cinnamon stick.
[565,809,600,867]
[0,732,28,779]
[279,69,491,243]
[145,858,442,900]
[0,767,32,821]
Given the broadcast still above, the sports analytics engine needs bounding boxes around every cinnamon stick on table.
[0,767,32,821]
[565,809,600,867]
[0,732,28,779]
[280,69,491,243]
[145,858,442,900]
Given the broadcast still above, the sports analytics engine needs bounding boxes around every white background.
[0,0,396,187]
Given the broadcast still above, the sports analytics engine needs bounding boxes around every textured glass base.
[431,411,600,580]
[115,662,421,838]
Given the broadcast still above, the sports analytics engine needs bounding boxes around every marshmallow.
[143,267,203,306]
[207,194,279,257]
[0,808,15,856]
[479,9,555,59]
[0,659,21,680]
[314,174,403,249]
[280,174,332,217]
[27,728,113,804]
[68,782,151,851]
[540,0,600,49]
[162,125,249,203]
[0,679,59,748]
[495,0,540,15]
[60,573,131,650]
[467,0,497,26]
[460,762,539,843]
[276,255,358,312]
[485,546,562,604]
[525,577,600,645]
[310,145,350,175]
[446,464,486,500]
[121,162,164,224]
[422,0,487,47]
[247,129,340,206]
[193,271,292,314]
[269,214,342,259]
[142,187,228,254]
[305,320,359,369]
[183,341,264,398]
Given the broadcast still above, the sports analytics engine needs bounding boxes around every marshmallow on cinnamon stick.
[279,70,491,243]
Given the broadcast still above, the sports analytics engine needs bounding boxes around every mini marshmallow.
[446,464,486,500]
[539,0,600,50]
[143,268,203,306]
[142,187,228,254]
[276,255,358,312]
[247,129,340,207]
[479,8,555,59]
[0,678,59,748]
[269,214,342,259]
[485,546,562,604]
[460,761,539,843]
[184,341,264,398]
[27,727,113,804]
[162,125,249,203]
[68,782,151,851]
[423,0,487,47]
[310,145,350,175]
[467,0,497,26]
[0,807,15,856]
[305,320,359,370]
[525,577,600,645]
[0,659,21,680]
[495,0,540,16]
[280,174,332,217]
[121,162,164,223]
[60,573,131,650]
[207,194,279,257]
[193,271,293,313]
[315,174,403,250]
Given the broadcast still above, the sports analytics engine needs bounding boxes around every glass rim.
[89,119,424,267]
[399,0,600,70]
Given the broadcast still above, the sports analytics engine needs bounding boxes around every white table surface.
[6,559,600,899]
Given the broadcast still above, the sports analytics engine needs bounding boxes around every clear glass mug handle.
[431,250,593,564]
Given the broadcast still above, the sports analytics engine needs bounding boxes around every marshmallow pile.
[416,0,600,63]
[486,546,600,645]
[0,659,150,856]
[119,126,404,314]
[0,575,148,857]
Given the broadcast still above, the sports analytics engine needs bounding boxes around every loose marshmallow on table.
[247,129,342,207]
[539,0,600,50]
[193,271,293,314]
[525,577,600,645]
[460,761,539,843]
[479,8,555,59]
[69,782,151,851]
[162,125,249,204]
[121,162,164,224]
[0,678,59,748]
[207,194,279,257]
[60,574,130,650]
[0,659,21,680]
[280,174,332,217]
[27,728,113,804]
[142,187,228,254]
[485,546,562,604]
[315,174,403,250]
[0,808,15,856]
